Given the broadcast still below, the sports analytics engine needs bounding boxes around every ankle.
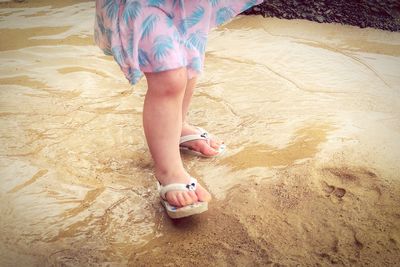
[155,167,189,185]
[181,122,198,135]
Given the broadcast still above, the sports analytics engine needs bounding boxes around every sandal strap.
[179,127,210,145]
[159,177,198,200]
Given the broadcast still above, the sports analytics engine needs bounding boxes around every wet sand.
[1,1,400,266]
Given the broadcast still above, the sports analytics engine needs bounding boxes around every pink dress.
[95,0,263,84]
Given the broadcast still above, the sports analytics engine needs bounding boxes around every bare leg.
[180,77,222,156]
[143,68,211,207]
[182,77,197,123]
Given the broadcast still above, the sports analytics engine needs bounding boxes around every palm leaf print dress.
[95,0,263,84]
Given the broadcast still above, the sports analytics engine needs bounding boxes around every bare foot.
[180,123,223,157]
[156,168,211,207]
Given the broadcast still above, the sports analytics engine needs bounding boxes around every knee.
[145,68,187,97]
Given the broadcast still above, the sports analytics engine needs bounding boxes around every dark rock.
[242,0,400,32]
[316,15,325,23]
[370,6,379,12]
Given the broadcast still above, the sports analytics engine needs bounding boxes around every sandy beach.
[1,1,400,266]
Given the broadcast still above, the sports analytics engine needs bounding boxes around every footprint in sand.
[322,181,346,199]
[333,187,346,198]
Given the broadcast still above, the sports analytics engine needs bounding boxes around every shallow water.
[1,1,400,266]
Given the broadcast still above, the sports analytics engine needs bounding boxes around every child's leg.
[180,77,222,156]
[181,77,197,123]
[143,68,211,207]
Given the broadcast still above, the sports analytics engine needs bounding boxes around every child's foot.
[156,169,211,207]
[180,123,223,157]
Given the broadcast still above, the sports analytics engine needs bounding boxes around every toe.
[188,191,198,203]
[199,141,218,156]
[195,184,212,202]
[182,191,195,205]
[209,138,222,150]
[176,192,187,207]
[166,192,181,207]
[183,141,218,157]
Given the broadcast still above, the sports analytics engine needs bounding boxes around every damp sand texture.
[1,1,400,266]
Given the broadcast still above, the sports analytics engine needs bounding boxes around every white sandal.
[179,127,226,157]
[158,177,208,219]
